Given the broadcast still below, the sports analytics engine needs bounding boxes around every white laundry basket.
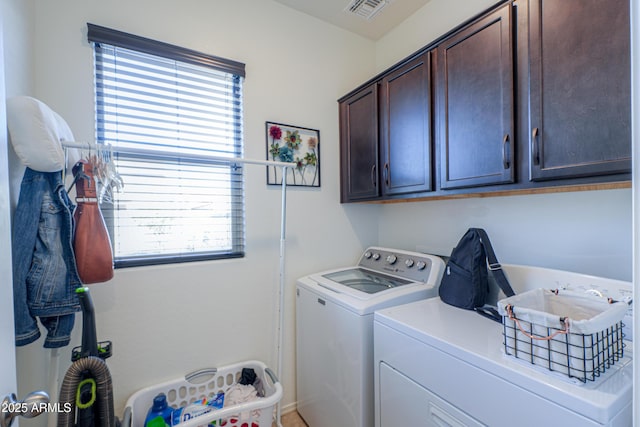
[121,360,282,427]
[497,288,628,383]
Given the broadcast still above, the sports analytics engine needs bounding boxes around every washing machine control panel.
[359,247,442,283]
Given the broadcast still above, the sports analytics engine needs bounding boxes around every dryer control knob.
[364,251,372,259]
[372,253,381,260]
[386,254,397,265]
[416,261,427,270]
[405,259,415,268]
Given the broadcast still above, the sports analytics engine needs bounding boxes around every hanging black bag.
[439,228,515,310]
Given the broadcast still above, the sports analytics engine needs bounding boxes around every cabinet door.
[437,4,514,190]
[437,5,514,189]
[528,0,631,181]
[380,52,433,196]
[339,83,379,202]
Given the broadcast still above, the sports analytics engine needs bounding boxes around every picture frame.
[265,121,320,187]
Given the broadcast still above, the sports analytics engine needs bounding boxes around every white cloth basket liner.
[497,288,628,334]
[122,360,282,427]
[496,289,627,382]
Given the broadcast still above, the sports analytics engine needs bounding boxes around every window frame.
[87,23,246,268]
[87,24,245,78]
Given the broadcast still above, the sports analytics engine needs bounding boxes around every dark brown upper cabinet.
[338,0,631,203]
[339,83,380,202]
[380,52,433,196]
[437,3,515,190]
[527,0,631,181]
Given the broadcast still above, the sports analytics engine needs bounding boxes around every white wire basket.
[497,288,628,383]
[121,360,282,427]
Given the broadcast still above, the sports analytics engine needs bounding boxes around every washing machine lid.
[298,248,446,315]
[299,273,435,315]
[321,268,412,294]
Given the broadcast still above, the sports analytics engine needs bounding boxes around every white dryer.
[374,264,633,427]
[296,247,445,427]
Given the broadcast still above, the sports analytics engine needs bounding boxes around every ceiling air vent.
[345,0,389,20]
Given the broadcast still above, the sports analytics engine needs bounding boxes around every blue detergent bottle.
[144,393,172,427]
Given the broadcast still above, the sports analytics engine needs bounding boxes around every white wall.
[374,0,632,281]
[2,0,33,97]
[8,0,381,423]
[378,190,632,281]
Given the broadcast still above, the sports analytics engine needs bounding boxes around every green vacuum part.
[75,377,97,409]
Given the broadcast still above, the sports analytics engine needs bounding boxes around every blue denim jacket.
[13,167,81,348]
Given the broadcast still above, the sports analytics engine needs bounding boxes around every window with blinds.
[88,24,246,267]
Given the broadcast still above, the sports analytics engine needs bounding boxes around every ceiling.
[271,0,432,41]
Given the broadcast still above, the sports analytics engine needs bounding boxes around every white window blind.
[89,24,245,267]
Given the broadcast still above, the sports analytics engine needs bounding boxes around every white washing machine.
[296,247,445,427]
[374,264,633,427]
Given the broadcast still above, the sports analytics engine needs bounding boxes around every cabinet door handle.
[384,163,390,187]
[532,127,540,165]
[502,134,510,169]
[371,164,377,187]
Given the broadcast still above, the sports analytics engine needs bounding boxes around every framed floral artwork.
[266,122,320,187]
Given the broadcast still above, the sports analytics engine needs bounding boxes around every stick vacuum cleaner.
[57,287,117,427]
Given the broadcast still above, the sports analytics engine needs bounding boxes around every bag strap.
[474,228,515,297]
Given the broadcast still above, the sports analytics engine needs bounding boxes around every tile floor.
[273,411,308,427]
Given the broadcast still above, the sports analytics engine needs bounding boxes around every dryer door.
[379,362,483,427]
